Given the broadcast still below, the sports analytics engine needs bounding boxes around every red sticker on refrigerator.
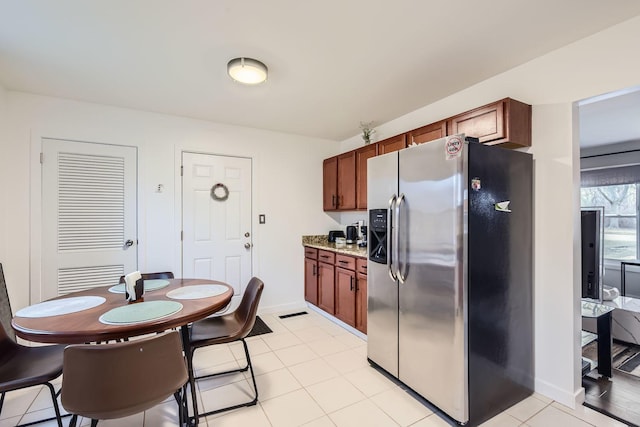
[445,135,463,159]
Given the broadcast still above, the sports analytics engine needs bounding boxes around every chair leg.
[175,384,189,426]
[174,387,184,426]
[69,415,78,427]
[242,338,259,405]
[15,383,66,427]
[90,419,99,427]
[45,382,63,427]
[196,338,258,418]
[181,325,199,426]
[193,338,252,382]
[0,391,4,415]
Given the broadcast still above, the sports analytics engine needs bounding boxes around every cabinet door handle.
[350,276,354,291]
[339,260,348,265]
[313,264,316,276]
[332,195,337,208]
[321,255,329,259]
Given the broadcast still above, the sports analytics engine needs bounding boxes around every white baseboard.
[258,300,308,315]
[257,299,368,341]
[535,378,583,408]
[305,303,367,341]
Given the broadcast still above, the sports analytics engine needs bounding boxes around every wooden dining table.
[12,278,234,426]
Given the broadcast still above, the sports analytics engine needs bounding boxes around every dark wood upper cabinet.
[322,98,531,212]
[377,134,407,155]
[408,121,447,145]
[355,144,378,210]
[446,98,531,148]
[323,152,356,211]
[322,157,338,211]
[337,151,356,210]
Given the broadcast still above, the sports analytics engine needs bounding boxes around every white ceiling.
[1,1,640,141]
[579,87,640,148]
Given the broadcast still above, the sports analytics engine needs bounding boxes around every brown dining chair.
[61,330,188,427]
[118,271,174,283]
[0,263,65,427]
[187,277,264,418]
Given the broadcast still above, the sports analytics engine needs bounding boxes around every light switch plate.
[259,214,266,224]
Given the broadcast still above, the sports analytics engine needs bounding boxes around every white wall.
[2,92,342,313]
[339,16,640,407]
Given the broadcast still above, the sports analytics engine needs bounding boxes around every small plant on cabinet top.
[359,121,375,145]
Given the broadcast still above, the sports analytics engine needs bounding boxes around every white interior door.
[182,152,252,297]
[41,139,138,300]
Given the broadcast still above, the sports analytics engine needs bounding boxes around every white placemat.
[166,284,228,300]
[108,279,171,294]
[99,300,183,325]
[15,296,106,318]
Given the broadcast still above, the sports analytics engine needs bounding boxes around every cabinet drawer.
[335,254,356,270]
[356,258,367,275]
[304,247,318,260]
[318,250,335,264]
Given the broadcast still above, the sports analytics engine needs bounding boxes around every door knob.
[244,242,252,249]
[124,239,134,249]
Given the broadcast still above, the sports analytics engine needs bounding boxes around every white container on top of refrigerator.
[366,135,534,426]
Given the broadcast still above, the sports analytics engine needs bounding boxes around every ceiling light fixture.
[227,57,268,85]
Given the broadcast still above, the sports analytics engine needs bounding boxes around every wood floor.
[583,370,640,427]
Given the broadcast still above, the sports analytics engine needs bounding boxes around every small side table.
[581,301,614,378]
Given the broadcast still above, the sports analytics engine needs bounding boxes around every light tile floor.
[0,309,630,427]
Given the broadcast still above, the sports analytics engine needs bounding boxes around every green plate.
[99,300,183,325]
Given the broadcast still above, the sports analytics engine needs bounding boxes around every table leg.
[180,325,199,426]
[596,311,612,378]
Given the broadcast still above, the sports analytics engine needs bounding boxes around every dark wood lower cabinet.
[304,247,367,333]
[304,257,318,305]
[318,261,335,314]
[356,271,367,334]
[335,267,356,326]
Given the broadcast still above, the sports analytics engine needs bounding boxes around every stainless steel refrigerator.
[367,135,533,426]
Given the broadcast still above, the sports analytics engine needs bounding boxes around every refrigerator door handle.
[388,194,398,281]
[396,193,407,284]
[393,193,402,282]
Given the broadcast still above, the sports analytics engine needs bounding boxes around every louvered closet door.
[42,139,137,300]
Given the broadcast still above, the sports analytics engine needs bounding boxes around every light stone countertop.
[302,235,368,259]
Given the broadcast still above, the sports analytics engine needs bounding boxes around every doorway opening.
[578,85,640,426]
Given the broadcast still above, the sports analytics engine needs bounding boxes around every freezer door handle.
[396,193,407,284]
[388,194,398,281]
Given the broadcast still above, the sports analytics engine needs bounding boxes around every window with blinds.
[581,150,640,260]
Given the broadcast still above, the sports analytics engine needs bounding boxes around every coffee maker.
[359,225,367,247]
[346,225,358,243]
